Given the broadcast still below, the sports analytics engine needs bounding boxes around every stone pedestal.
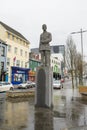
[35,66,53,108]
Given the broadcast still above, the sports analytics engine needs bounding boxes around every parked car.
[27,81,36,88]
[53,80,63,89]
[18,81,36,89]
[0,82,14,92]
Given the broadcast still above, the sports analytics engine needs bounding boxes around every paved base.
[6,89,35,98]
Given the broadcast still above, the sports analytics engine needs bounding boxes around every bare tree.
[76,53,83,85]
[65,36,77,89]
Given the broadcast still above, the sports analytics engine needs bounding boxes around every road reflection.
[0,97,34,130]
[35,108,53,130]
[0,88,87,130]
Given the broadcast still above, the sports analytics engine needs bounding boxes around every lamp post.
[71,28,87,84]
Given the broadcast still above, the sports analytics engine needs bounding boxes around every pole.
[80,29,83,84]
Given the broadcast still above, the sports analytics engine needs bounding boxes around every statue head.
[42,24,47,31]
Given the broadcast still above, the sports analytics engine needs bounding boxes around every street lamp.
[71,28,87,84]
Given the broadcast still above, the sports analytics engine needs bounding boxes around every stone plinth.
[35,66,53,108]
[6,89,35,98]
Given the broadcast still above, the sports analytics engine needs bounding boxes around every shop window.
[14,74,23,82]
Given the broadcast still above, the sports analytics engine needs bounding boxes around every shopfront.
[11,66,30,85]
[28,70,36,81]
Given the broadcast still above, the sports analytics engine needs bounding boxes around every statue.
[35,24,53,108]
[39,24,52,66]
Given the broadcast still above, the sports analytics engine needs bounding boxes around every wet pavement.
[0,88,87,130]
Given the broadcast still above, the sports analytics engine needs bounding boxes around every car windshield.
[0,82,10,86]
[53,80,60,84]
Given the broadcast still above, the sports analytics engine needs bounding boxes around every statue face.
[42,24,47,31]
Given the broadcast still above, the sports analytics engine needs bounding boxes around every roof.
[0,21,29,42]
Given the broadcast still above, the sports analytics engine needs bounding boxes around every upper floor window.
[16,60,20,67]
[16,37,18,42]
[1,46,5,56]
[21,61,23,67]
[20,39,22,43]
[25,51,27,57]
[12,35,14,40]
[20,49,23,56]
[14,47,18,54]
[8,33,10,39]
[8,45,11,52]
[25,62,27,68]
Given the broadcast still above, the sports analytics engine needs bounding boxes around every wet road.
[0,81,87,130]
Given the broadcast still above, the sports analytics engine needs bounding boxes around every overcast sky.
[0,0,87,59]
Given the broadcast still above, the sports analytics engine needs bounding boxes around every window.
[14,47,18,54]
[1,62,4,71]
[12,35,14,40]
[25,63,27,68]
[20,49,23,56]
[25,51,27,57]
[8,33,10,39]
[1,46,5,56]
[21,61,23,67]
[16,37,18,42]
[7,58,10,66]
[16,60,20,67]
[20,39,22,43]
[8,45,11,52]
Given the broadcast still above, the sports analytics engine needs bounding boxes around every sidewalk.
[53,88,87,130]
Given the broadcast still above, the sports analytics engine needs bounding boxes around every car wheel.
[18,85,22,89]
[10,87,13,91]
[30,85,33,88]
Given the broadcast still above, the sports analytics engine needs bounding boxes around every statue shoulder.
[48,32,52,36]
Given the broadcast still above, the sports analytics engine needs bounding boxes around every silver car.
[0,82,14,92]
[53,80,63,89]
[18,81,35,89]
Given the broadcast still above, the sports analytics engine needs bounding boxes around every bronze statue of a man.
[39,24,52,66]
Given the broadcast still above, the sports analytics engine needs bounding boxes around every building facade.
[0,39,8,81]
[0,21,30,83]
[29,52,41,81]
[51,45,65,76]
[30,49,62,79]
[31,45,65,77]
[51,54,61,79]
